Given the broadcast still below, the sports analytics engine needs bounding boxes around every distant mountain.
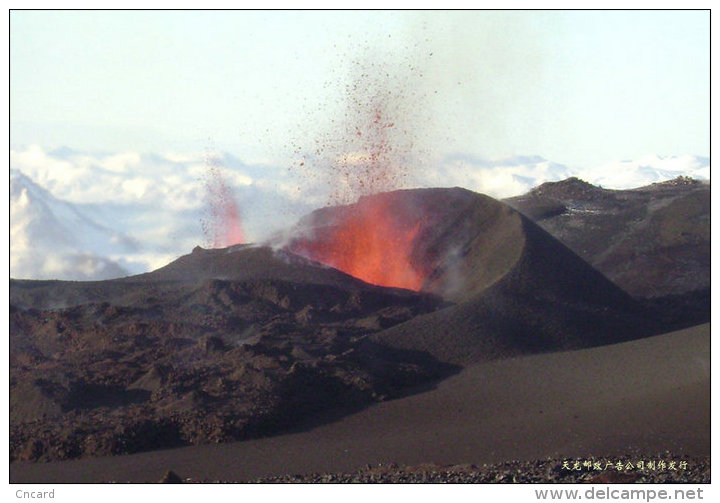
[10,169,133,280]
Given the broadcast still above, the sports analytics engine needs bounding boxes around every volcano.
[9,185,683,469]
[283,187,653,364]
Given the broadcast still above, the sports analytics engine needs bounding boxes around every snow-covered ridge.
[413,152,709,199]
[10,145,709,281]
[10,169,135,280]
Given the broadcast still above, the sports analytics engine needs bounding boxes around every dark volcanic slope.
[285,188,653,365]
[139,245,377,287]
[505,176,710,298]
[372,217,650,365]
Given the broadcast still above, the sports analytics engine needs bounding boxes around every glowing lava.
[201,162,245,248]
[291,196,423,291]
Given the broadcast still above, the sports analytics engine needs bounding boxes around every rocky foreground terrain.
[157,455,709,483]
[10,247,451,462]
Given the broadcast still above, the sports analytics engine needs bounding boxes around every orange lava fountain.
[291,196,423,290]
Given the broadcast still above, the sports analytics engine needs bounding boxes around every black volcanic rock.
[10,246,448,463]
[159,470,183,483]
[526,176,605,200]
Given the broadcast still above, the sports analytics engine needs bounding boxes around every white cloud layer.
[10,145,709,281]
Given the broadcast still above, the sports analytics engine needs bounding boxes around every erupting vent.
[289,196,423,290]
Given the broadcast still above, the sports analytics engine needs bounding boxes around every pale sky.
[10,10,709,168]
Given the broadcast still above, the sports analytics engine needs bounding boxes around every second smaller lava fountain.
[201,163,245,248]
